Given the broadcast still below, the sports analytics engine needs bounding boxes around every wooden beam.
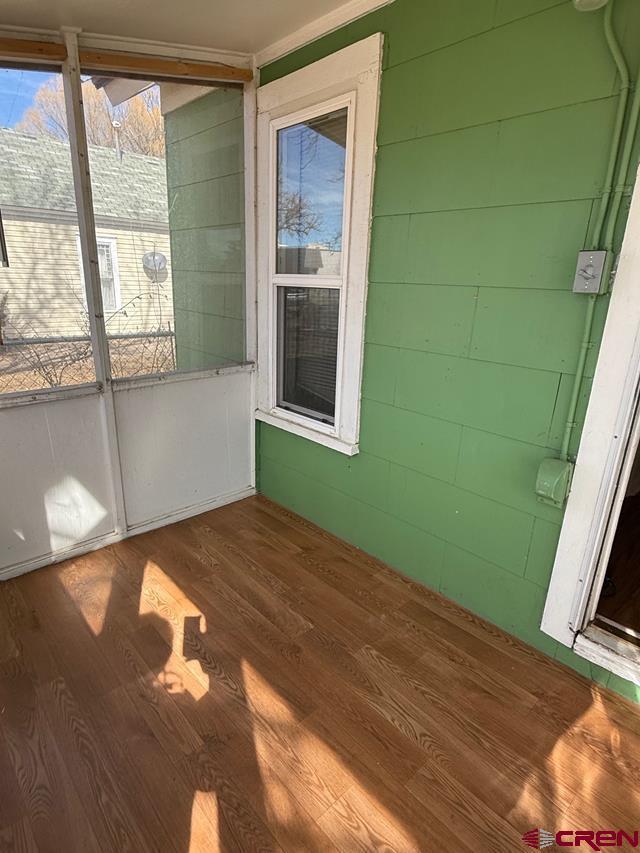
[78,49,252,83]
[0,37,67,64]
[0,37,252,83]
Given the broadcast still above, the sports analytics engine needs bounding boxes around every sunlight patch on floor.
[139,559,210,700]
[189,790,220,853]
[57,551,114,636]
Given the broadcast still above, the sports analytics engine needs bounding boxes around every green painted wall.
[165,88,245,369]
[257,0,640,703]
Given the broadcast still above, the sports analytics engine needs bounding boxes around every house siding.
[257,0,640,699]
[0,216,172,338]
[165,88,246,370]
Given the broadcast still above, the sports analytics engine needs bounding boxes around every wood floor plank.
[386,601,640,795]
[0,672,102,853]
[0,817,38,853]
[84,682,189,853]
[212,732,340,853]
[318,787,422,853]
[0,733,24,830]
[39,675,152,853]
[114,571,354,826]
[2,495,640,852]
[174,521,314,641]
[406,762,522,853]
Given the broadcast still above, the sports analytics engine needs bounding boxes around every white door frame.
[542,162,640,682]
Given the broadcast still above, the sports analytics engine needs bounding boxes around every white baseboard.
[0,486,255,582]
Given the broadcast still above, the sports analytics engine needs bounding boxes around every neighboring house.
[0,127,173,343]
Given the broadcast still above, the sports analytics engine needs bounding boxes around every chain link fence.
[0,331,176,394]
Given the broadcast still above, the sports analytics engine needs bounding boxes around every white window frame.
[96,236,122,313]
[77,234,122,313]
[255,33,383,456]
[541,162,640,686]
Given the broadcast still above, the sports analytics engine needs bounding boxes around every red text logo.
[523,829,640,850]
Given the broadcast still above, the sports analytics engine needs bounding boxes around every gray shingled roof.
[0,127,168,223]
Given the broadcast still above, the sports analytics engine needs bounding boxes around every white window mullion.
[61,29,111,386]
[272,275,343,288]
[61,28,126,534]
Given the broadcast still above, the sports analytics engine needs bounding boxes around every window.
[82,77,246,381]
[0,66,97,395]
[278,287,339,422]
[256,35,382,455]
[96,239,119,312]
[76,236,121,313]
[0,52,248,402]
[275,104,347,425]
[276,108,347,277]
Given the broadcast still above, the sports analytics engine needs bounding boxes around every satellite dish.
[142,251,167,278]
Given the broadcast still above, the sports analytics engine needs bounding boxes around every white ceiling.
[0,0,356,56]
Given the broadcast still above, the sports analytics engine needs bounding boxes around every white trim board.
[255,0,394,68]
[542,162,640,648]
[255,34,382,455]
[112,362,254,392]
[575,627,640,688]
[256,409,359,455]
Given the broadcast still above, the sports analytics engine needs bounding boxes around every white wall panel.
[0,394,116,573]
[114,370,253,528]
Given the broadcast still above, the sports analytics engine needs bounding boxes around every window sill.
[0,382,101,410]
[574,625,640,687]
[255,408,359,456]
[112,362,255,392]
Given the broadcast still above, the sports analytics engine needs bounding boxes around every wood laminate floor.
[1,495,640,852]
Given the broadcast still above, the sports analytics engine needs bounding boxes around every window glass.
[82,76,246,378]
[277,287,339,422]
[97,241,117,311]
[0,67,96,394]
[276,108,347,276]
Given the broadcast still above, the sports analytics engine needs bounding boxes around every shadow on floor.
[2,496,640,851]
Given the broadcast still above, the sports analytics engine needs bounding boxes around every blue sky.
[278,116,346,250]
[0,68,54,128]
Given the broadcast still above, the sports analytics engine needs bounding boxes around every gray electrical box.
[572,250,607,294]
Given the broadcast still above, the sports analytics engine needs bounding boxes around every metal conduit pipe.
[558,0,634,465]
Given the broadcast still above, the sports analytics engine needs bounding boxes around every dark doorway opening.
[596,445,640,639]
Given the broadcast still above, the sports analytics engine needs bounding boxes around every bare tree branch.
[17,78,165,158]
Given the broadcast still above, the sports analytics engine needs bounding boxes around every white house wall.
[1,216,173,339]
